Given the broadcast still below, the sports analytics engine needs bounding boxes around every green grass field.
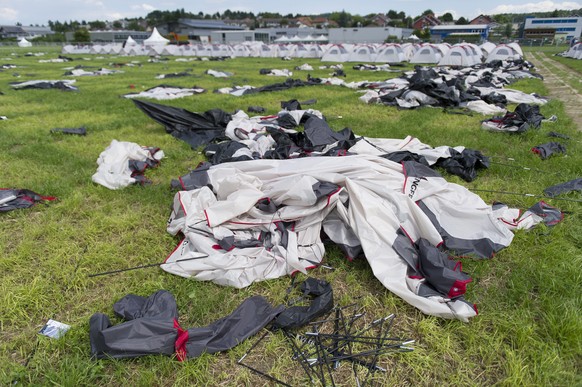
[0,46,581,386]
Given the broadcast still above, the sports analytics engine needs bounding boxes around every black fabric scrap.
[543,178,582,197]
[132,99,230,149]
[434,148,490,182]
[50,127,87,135]
[531,142,566,159]
[272,278,334,330]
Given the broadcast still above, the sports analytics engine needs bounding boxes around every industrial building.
[523,16,582,42]
[429,24,490,43]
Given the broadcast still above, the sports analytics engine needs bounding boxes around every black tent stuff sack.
[89,290,179,359]
[272,278,334,330]
[183,296,284,359]
[531,142,566,160]
[544,178,582,197]
[132,99,231,149]
[434,148,490,182]
[90,291,284,360]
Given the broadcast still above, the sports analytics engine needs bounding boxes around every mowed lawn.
[0,45,580,386]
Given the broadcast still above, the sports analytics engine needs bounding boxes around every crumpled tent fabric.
[90,290,283,360]
[64,68,123,76]
[164,155,520,321]
[206,69,233,78]
[136,102,489,182]
[492,201,563,230]
[0,188,56,212]
[481,103,545,133]
[531,142,566,159]
[123,85,206,100]
[10,80,78,91]
[91,140,164,189]
[544,178,582,197]
[132,99,231,149]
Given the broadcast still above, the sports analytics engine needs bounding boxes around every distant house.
[370,13,390,27]
[295,17,313,28]
[470,15,494,25]
[413,14,441,31]
[0,25,27,39]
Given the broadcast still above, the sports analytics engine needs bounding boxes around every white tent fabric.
[18,38,32,47]
[92,140,164,190]
[164,155,517,321]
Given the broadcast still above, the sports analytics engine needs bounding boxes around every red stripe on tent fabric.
[174,319,189,362]
[163,238,185,263]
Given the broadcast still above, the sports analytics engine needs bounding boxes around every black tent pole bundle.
[237,294,413,386]
[88,255,209,277]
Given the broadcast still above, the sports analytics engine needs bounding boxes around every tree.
[387,10,398,19]
[422,9,434,16]
[113,21,122,29]
[441,12,453,22]
[504,23,513,38]
[73,28,90,42]
[456,17,469,25]
[338,10,350,27]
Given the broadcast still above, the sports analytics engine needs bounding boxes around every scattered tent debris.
[531,142,566,159]
[547,131,569,140]
[155,71,192,79]
[50,127,87,136]
[544,178,582,197]
[247,106,265,113]
[39,319,70,339]
[295,63,314,71]
[0,188,56,212]
[64,68,123,76]
[10,80,78,91]
[91,140,164,190]
[132,99,230,148]
[481,103,545,133]
[205,69,233,77]
[89,290,283,360]
[123,85,206,100]
[260,68,293,77]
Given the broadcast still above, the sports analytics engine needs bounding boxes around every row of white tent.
[62,38,523,66]
[562,42,582,59]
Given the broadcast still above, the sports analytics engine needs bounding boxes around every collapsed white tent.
[164,153,520,322]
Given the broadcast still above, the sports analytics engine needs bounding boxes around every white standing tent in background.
[144,27,169,48]
[125,36,138,47]
[347,44,376,62]
[18,37,32,47]
[410,44,444,64]
[485,44,521,63]
[479,41,496,59]
[374,44,406,63]
[321,44,350,62]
